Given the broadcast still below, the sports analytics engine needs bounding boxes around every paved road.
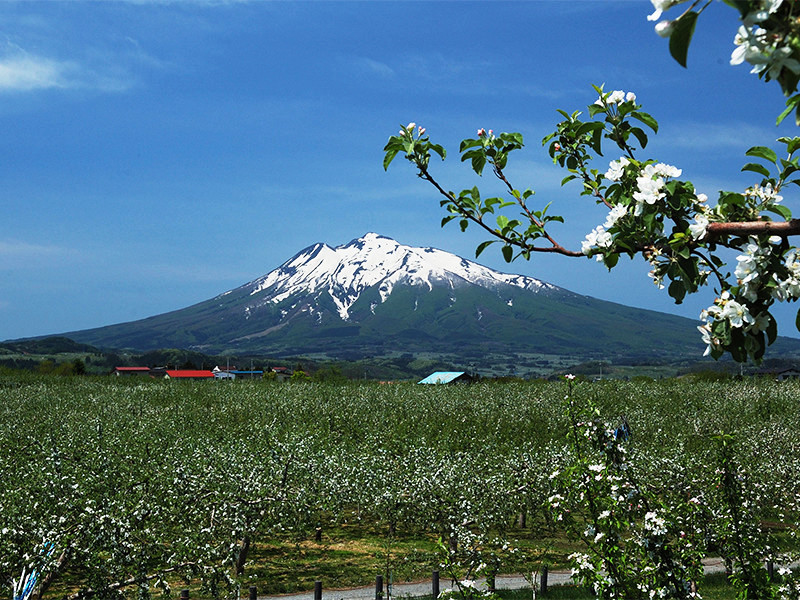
[261,558,730,600]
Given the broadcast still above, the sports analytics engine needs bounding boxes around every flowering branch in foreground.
[384,82,800,363]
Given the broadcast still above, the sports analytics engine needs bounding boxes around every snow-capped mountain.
[62,233,705,361]
[235,233,557,322]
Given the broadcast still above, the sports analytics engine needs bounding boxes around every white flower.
[721,299,753,328]
[744,0,784,25]
[605,157,630,181]
[746,182,783,204]
[634,175,665,205]
[765,46,800,78]
[689,214,709,240]
[747,311,770,334]
[598,90,636,107]
[647,0,688,22]
[581,225,612,256]
[569,552,594,573]
[653,162,681,178]
[731,25,770,67]
[604,204,627,228]
[644,511,667,535]
[607,90,626,105]
[698,324,717,356]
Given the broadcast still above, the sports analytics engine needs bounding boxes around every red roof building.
[112,367,152,376]
[164,370,215,380]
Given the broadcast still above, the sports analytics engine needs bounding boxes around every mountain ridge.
[47,232,800,366]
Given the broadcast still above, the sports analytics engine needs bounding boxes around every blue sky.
[2,1,799,343]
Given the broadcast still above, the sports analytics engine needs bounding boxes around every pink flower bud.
[399,129,406,137]
[407,122,416,131]
[477,128,486,137]
[488,129,494,136]
[554,143,561,152]
[418,126,426,135]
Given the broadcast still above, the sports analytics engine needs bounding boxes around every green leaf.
[588,104,606,118]
[475,240,495,258]
[459,138,481,152]
[777,94,800,125]
[630,111,659,133]
[766,204,793,219]
[500,132,524,145]
[779,136,800,155]
[767,314,778,345]
[745,146,778,164]
[471,154,487,175]
[383,149,400,171]
[669,11,699,68]
[668,280,686,304]
[501,245,513,262]
[591,127,604,155]
[576,121,604,137]
[630,127,649,149]
[741,162,772,178]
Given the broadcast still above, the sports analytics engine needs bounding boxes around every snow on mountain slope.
[238,233,557,321]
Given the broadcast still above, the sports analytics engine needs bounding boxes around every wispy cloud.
[0,239,80,265]
[0,55,75,91]
[658,121,775,150]
[350,56,395,78]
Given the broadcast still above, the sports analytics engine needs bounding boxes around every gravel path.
[261,558,730,600]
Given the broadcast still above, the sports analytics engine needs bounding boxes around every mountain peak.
[245,233,554,321]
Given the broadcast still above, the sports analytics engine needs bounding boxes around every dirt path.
[261,558,730,600]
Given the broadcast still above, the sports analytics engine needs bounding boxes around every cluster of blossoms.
[649,0,800,86]
[582,155,684,260]
[697,233,800,356]
[744,182,783,205]
[399,122,426,137]
[730,1,800,81]
[698,290,763,356]
[643,511,668,536]
[595,89,637,106]
[773,248,800,300]
[581,225,612,259]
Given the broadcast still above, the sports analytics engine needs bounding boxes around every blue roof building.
[418,371,474,385]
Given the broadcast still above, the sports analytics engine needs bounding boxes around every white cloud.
[0,55,74,91]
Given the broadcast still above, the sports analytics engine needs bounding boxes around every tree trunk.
[236,535,251,576]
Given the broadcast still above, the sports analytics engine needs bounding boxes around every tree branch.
[705,219,800,240]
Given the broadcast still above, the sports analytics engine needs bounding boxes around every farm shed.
[112,367,151,377]
[418,371,474,385]
[270,367,292,382]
